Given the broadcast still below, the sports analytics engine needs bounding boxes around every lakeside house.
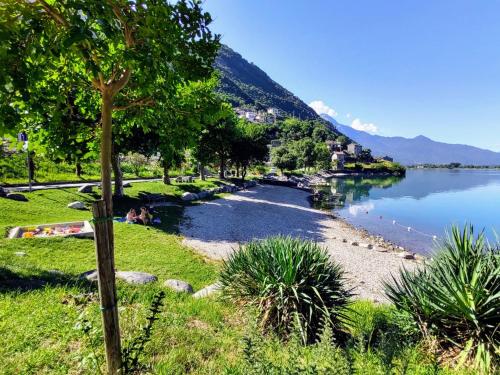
[347,143,362,157]
[331,151,346,169]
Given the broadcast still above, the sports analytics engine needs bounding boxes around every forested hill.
[214,45,319,120]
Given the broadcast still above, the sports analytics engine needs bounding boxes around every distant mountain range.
[321,114,500,166]
[214,45,319,120]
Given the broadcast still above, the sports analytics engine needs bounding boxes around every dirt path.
[180,184,417,301]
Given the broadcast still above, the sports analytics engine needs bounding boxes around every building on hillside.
[267,107,284,117]
[331,151,345,169]
[347,143,362,157]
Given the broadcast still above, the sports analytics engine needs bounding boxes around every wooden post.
[92,200,121,374]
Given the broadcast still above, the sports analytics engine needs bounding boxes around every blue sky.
[203,0,500,151]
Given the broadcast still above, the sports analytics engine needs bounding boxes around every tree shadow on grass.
[0,266,96,294]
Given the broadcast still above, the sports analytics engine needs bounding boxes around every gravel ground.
[180,184,417,301]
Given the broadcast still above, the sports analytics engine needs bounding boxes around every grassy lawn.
[0,179,244,374]
[0,180,474,374]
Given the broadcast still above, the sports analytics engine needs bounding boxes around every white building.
[347,143,362,157]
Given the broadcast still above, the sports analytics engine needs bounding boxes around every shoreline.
[180,184,421,302]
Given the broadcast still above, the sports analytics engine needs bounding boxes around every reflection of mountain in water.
[321,169,500,207]
[367,169,500,201]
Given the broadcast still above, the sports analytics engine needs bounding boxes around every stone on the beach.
[116,271,157,284]
[15,252,27,257]
[342,238,348,243]
[192,283,221,299]
[398,252,415,260]
[6,193,28,201]
[0,186,6,197]
[351,241,359,246]
[197,191,209,199]
[360,243,374,249]
[164,279,194,293]
[80,270,98,282]
[181,192,199,201]
[67,201,86,210]
[78,184,94,193]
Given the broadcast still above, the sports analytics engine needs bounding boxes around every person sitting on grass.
[126,208,138,224]
[137,206,152,225]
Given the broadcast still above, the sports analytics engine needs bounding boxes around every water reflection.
[314,169,500,255]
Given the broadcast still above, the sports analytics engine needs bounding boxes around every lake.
[318,169,500,256]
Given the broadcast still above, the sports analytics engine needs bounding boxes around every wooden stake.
[92,200,121,374]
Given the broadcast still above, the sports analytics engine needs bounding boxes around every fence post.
[92,200,121,374]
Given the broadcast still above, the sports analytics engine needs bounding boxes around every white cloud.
[348,202,375,216]
[308,100,338,117]
[346,113,351,118]
[351,118,378,133]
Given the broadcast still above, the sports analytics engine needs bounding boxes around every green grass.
[0,179,244,374]
[0,180,479,374]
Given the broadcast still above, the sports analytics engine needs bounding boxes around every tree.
[0,2,219,372]
[314,142,331,170]
[271,146,297,174]
[230,120,268,181]
[194,103,237,179]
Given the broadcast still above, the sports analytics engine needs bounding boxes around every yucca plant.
[219,236,353,344]
[384,225,500,373]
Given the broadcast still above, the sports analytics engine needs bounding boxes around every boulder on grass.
[80,270,98,282]
[197,191,209,199]
[122,182,132,188]
[0,186,6,197]
[6,193,27,202]
[78,184,94,193]
[192,283,221,299]
[181,192,198,201]
[116,271,157,284]
[67,201,86,210]
[164,279,194,293]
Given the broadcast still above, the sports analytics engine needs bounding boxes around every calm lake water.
[319,169,500,256]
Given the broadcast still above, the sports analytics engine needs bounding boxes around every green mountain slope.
[214,45,320,120]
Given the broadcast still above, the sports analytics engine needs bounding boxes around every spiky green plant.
[384,225,500,373]
[219,236,352,343]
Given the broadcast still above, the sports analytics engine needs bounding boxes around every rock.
[181,192,199,201]
[164,279,194,293]
[360,243,374,249]
[351,241,359,246]
[0,186,6,197]
[192,283,221,299]
[116,271,157,284]
[244,180,257,188]
[6,193,28,201]
[67,201,86,210]
[122,182,132,188]
[78,184,94,193]
[175,176,183,183]
[80,270,98,282]
[342,239,348,243]
[15,252,27,257]
[398,252,416,260]
[197,191,209,199]
[181,176,193,183]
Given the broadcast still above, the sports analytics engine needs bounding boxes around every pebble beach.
[180,184,419,302]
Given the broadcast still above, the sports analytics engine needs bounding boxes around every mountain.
[214,45,319,120]
[321,114,500,166]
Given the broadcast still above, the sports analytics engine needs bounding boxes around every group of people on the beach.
[126,207,152,225]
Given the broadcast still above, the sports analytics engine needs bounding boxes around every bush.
[385,225,500,372]
[219,236,352,343]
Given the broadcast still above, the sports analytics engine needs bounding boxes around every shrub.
[384,225,500,372]
[219,236,353,343]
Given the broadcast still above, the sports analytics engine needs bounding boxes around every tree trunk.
[98,90,122,374]
[199,163,206,181]
[162,160,171,184]
[241,166,247,182]
[219,157,225,179]
[236,165,240,178]
[111,150,124,198]
[75,160,82,178]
